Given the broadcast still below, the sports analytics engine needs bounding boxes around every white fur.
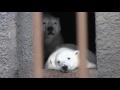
[45,47,96,72]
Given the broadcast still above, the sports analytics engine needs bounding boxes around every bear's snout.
[47,26,54,34]
[62,65,68,71]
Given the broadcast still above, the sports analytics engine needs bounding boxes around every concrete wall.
[0,12,33,78]
[96,12,120,78]
[16,12,33,78]
[0,12,18,78]
[0,12,120,78]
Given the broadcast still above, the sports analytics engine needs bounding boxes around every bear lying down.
[45,44,96,73]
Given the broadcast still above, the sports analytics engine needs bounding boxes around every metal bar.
[32,12,43,78]
[76,12,89,78]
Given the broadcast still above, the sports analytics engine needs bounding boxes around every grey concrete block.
[0,12,18,78]
[96,12,120,78]
[16,12,34,78]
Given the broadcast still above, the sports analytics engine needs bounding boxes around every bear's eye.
[54,22,57,24]
[68,58,70,60]
[43,22,46,25]
[58,61,60,64]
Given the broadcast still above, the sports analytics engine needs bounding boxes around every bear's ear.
[74,50,79,55]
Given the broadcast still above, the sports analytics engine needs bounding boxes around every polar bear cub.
[45,47,96,73]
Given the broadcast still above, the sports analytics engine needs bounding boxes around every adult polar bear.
[45,44,96,73]
[43,13,64,63]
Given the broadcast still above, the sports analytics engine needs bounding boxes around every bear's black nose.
[47,26,54,32]
[62,65,68,71]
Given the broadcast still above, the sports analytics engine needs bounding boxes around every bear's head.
[54,50,79,73]
[43,15,61,38]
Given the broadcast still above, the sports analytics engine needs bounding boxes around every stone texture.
[16,12,34,78]
[0,12,18,78]
[96,12,120,78]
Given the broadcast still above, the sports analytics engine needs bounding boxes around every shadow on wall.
[49,12,96,54]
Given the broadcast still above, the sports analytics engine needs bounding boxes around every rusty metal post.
[32,12,43,78]
[76,12,89,78]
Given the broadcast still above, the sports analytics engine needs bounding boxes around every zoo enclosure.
[32,12,89,78]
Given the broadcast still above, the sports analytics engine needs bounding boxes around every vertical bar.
[76,12,88,78]
[32,12,43,78]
